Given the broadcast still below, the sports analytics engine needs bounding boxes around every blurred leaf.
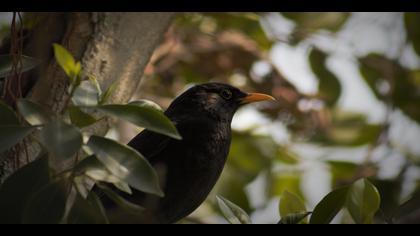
[0,154,50,223]
[96,183,145,214]
[129,99,163,112]
[345,178,381,224]
[404,13,420,56]
[39,120,83,160]
[328,161,358,187]
[310,187,349,224]
[88,75,102,97]
[0,101,19,125]
[22,178,68,224]
[0,54,39,78]
[370,179,401,220]
[279,191,307,223]
[86,135,163,196]
[67,192,109,224]
[87,192,110,223]
[269,174,302,198]
[72,80,100,107]
[216,195,252,224]
[279,212,312,224]
[99,80,119,105]
[97,104,181,140]
[73,175,94,199]
[276,147,300,164]
[309,48,341,106]
[52,43,79,81]
[17,99,53,126]
[68,106,96,128]
[0,125,35,154]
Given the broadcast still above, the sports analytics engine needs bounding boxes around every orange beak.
[240,93,276,105]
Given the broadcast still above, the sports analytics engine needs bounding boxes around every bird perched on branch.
[100,82,274,224]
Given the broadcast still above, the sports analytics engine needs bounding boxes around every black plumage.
[99,83,274,224]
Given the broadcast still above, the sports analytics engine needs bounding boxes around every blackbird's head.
[165,83,275,122]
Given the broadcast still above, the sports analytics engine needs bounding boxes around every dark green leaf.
[96,183,145,214]
[279,212,312,224]
[216,195,252,224]
[22,178,68,224]
[67,192,109,224]
[72,80,100,107]
[129,99,163,112]
[17,99,53,126]
[0,54,39,78]
[346,178,381,224]
[68,106,97,128]
[310,187,349,224]
[86,135,163,196]
[404,13,420,56]
[279,191,307,223]
[0,101,19,125]
[97,104,181,140]
[0,125,35,154]
[0,154,50,223]
[39,120,83,160]
[309,48,341,106]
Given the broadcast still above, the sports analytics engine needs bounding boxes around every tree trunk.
[0,12,175,182]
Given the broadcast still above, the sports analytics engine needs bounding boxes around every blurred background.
[2,12,420,223]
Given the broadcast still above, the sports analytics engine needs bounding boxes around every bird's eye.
[220,89,233,100]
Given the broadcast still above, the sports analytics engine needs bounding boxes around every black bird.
[101,83,274,224]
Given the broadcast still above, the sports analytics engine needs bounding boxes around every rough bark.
[0,12,175,181]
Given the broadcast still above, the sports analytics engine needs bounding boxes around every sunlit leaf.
[279,191,307,223]
[96,183,145,214]
[269,174,303,198]
[279,212,312,224]
[72,80,100,107]
[0,154,50,223]
[17,99,53,126]
[345,178,381,224]
[97,104,181,140]
[0,101,19,125]
[39,120,83,160]
[0,125,35,154]
[310,187,349,224]
[68,106,96,128]
[52,43,78,80]
[309,48,341,106]
[0,54,39,78]
[22,178,68,224]
[328,161,358,187]
[67,192,109,224]
[216,195,252,224]
[86,135,163,196]
[404,13,420,56]
[129,99,163,112]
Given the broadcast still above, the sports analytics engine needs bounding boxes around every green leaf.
[72,80,100,107]
[17,99,53,126]
[404,13,420,56]
[279,212,312,224]
[99,80,119,105]
[86,135,163,196]
[96,183,145,214]
[129,99,163,112]
[310,187,349,224]
[22,178,69,224]
[39,120,83,160]
[52,43,78,80]
[309,48,341,106]
[0,101,19,125]
[0,54,39,78]
[0,154,50,223]
[279,191,307,223]
[68,106,97,128]
[216,195,252,224]
[67,192,109,224]
[0,125,35,154]
[345,178,381,224]
[97,104,181,140]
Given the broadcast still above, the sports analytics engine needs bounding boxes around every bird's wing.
[127,128,173,164]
